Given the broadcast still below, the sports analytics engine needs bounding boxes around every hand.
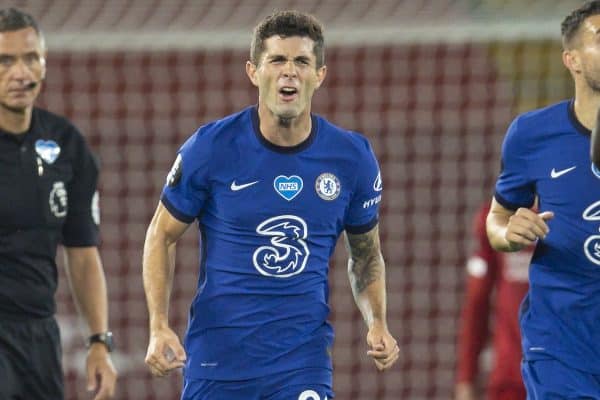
[86,344,117,400]
[455,382,476,400]
[505,208,554,250]
[366,322,399,371]
[145,326,186,377]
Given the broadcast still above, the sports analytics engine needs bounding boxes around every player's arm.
[486,197,553,252]
[345,224,399,371]
[592,107,600,168]
[143,202,189,376]
[63,246,117,400]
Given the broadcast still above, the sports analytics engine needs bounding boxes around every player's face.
[0,27,46,113]
[571,15,600,92]
[247,35,326,121]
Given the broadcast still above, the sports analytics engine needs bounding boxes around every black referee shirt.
[0,107,99,319]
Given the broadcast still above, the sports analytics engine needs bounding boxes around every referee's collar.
[0,109,37,143]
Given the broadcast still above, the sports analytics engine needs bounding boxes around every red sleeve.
[455,204,501,383]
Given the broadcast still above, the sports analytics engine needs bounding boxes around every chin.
[276,105,303,119]
[0,101,30,114]
[277,112,298,121]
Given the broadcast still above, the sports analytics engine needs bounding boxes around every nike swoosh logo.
[550,166,576,178]
[230,180,259,191]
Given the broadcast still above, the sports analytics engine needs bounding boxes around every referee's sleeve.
[62,129,100,247]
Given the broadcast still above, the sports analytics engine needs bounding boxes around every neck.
[0,106,32,134]
[257,105,311,147]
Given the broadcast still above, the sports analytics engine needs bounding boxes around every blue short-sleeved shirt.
[162,106,382,380]
[495,99,600,373]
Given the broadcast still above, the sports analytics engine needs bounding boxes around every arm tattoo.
[345,226,383,293]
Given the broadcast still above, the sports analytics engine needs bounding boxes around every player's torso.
[529,128,600,272]
[493,251,529,357]
[499,103,600,372]
[176,112,380,379]
[199,124,359,282]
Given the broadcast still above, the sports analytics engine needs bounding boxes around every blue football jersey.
[495,99,600,373]
[161,106,382,380]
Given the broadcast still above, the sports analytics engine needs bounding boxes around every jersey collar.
[250,105,318,154]
[568,99,591,136]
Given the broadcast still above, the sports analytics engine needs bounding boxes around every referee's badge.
[315,173,340,201]
[35,139,61,164]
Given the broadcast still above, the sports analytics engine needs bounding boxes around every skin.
[143,203,188,377]
[63,248,117,400]
[144,34,398,376]
[0,27,117,399]
[0,27,45,133]
[345,225,399,371]
[564,15,600,130]
[486,15,600,250]
[454,382,475,400]
[246,35,326,146]
[566,15,600,167]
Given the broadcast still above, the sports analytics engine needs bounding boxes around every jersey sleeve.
[494,117,536,210]
[161,128,211,223]
[62,127,100,247]
[344,136,381,234]
[455,205,500,383]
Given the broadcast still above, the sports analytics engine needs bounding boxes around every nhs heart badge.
[35,139,61,164]
[274,175,303,201]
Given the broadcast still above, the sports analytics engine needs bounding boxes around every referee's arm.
[63,246,117,399]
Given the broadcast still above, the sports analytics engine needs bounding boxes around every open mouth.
[279,87,298,101]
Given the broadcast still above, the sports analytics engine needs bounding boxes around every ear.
[314,65,327,90]
[246,61,259,87]
[38,49,47,80]
[563,49,582,74]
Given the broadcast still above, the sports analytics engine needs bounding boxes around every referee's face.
[0,27,46,114]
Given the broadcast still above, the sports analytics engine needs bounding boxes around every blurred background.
[4,0,581,399]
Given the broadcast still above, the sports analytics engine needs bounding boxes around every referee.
[0,8,117,400]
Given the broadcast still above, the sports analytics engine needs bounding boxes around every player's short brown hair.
[561,0,600,49]
[250,10,325,68]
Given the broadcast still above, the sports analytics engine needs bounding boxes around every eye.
[23,53,40,65]
[270,57,286,64]
[0,55,14,67]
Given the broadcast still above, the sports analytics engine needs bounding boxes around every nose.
[281,60,297,78]
[10,59,33,81]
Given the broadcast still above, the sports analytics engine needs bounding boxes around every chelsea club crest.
[315,173,340,201]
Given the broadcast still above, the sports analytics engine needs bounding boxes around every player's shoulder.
[315,113,374,153]
[185,107,252,150]
[510,100,571,137]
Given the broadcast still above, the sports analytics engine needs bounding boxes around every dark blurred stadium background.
[4,1,581,399]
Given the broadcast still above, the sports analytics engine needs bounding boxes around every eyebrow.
[0,50,40,57]
[267,54,312,62]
